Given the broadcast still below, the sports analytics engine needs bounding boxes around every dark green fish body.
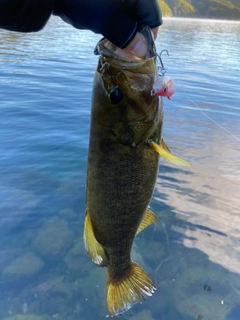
[84,27,163,315]
[87,95,162,271]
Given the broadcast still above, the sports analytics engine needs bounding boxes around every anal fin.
[148,140,192,167]
[83,212,109,267]
[136,209,157,236]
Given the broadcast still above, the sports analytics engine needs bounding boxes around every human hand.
[54,0,162,59]
[116,27,159,60]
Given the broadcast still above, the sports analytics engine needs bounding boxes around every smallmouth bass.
[84,26,190,316]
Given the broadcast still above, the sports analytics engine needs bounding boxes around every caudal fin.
[107,262,156,315]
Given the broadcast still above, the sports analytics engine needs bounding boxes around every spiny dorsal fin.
[107,262,156,316]
[83,212,109,267]
[148,140,191,167]
[136,209,157,236]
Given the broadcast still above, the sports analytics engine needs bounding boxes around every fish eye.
[108,87,123,104]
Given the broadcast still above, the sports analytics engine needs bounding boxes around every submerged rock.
[73,267,105,308]
[174,264,238,319]
[4,315,46,320]
[32,276,64,293]
[131,310,154,320]
[33,216,74,256]
[0,249,17,271]
[31,275,72,299]
[22,303,28,314]
[177,294,232,320]
[56,180,79,196]
[64,237,89,274]
[0,187,39,227]
[58,208,77,219]
[2,252,44,279]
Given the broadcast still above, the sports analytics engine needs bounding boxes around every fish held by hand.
[84,25,190,316]
[85,25,161,316]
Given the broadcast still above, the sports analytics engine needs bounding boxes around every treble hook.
[156,49,169,75]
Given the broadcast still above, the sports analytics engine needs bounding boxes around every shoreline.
[162,17,240,23]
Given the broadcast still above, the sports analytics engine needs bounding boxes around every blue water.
[0,17,240,320]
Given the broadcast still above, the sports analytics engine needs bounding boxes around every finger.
[151,27,159,40]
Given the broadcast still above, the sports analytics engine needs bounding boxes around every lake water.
[0,17,240,320]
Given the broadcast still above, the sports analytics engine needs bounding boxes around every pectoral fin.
[84,211,109,267]
[136,209,157,236]
[148,140,191,167]
[160,138,171,153]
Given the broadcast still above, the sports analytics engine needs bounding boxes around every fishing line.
[175,80,240,142]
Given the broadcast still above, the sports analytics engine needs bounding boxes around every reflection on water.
[0,17,240,319]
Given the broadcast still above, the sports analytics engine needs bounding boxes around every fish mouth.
[94,25,157,68]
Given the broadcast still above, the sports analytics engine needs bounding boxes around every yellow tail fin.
[107,262,155,315]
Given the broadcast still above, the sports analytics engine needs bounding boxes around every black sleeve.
[53,0,162,48]
[0,0,55,32]
[0,0,162,48]
[121,0,162,29]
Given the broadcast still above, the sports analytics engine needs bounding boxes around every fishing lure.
[153,50,176,100]
[153,75,176,100]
